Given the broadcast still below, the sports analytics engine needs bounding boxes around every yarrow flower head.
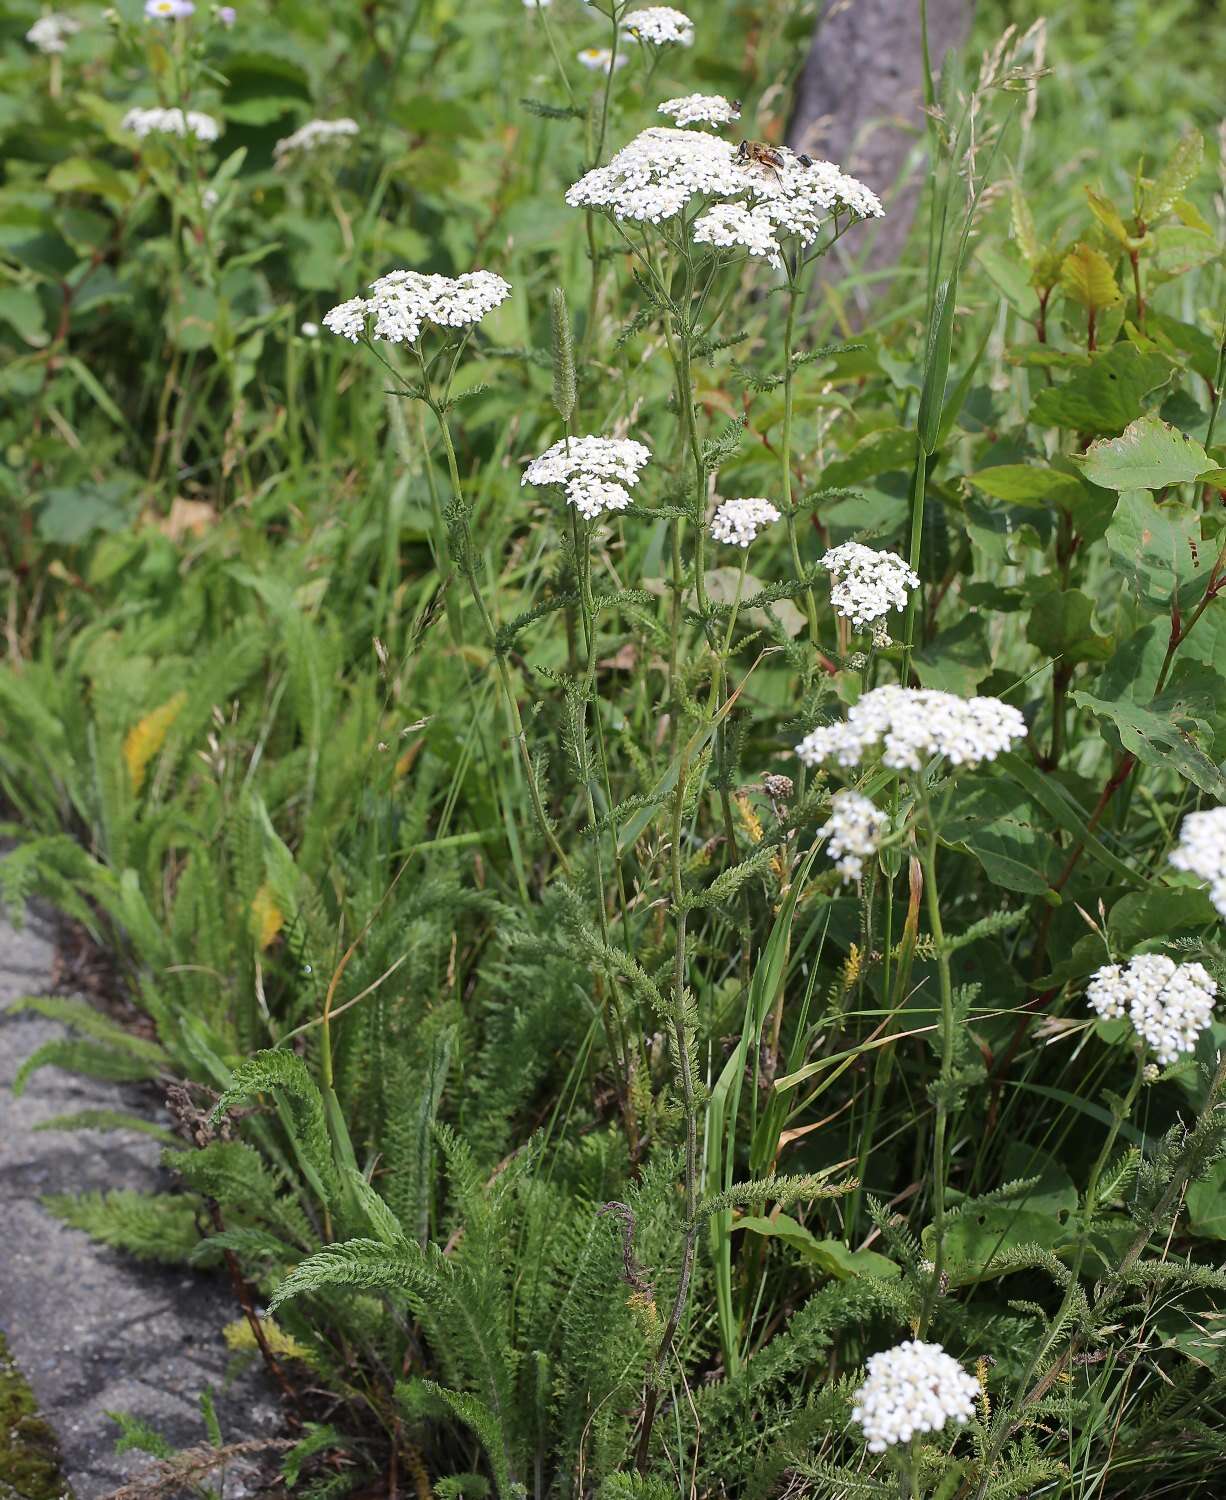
[796,686,1027,773]
[1087,954,1217,1065]
[621,6,694,46]
[709,497,780,547]
[658,94,741,128]
[819,789,887,883]
[852,1340,979,1453]
[577,47,627,72]
[522,435,651,521]
[27,13,82,53]
[1169,806,1226,919]
[323,268,511,347]
[818,541,920,631]
[566,128,882,254]
[122,106,221,142]
[145,0,195,18]
[274,118,359,163]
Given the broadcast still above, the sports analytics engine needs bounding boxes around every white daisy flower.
[577,46,627,73]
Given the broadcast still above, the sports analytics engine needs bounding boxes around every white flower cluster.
[1087,953,1218,1065]
[852,1340,979,1453]
[27,12,81,52]
[323,269,511,346]
[658,94,740,128]
[622,6,694,45]
[566,127,882,258]
[796,686,1027,773]
[819,541,920,631]
[522,435,652,521]
[122,106,222,142]
[1170,806,1226,919]
[709,497,780,547]
[274,118,360,163]
[693,202,783,267]
[819,789,887,883]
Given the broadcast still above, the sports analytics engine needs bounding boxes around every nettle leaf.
[1058,242,1122,312]
[1028,343,1171,434]
[1072,691,1226,799]
[819,426,916,488]
[1080,414,1212,490]
[1139,130,1204,223]
[1105,490,1206,609]
[965,464,1084,508]
[941,778,1061,896]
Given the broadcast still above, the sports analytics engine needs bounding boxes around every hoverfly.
[736,138,786,177]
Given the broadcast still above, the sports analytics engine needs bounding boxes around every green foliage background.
[2,0,1226,1496]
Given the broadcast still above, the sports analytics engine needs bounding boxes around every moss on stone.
[0,1332,73,1500]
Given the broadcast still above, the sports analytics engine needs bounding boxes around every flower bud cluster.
[274,118,360,163]
[122,106,221,142]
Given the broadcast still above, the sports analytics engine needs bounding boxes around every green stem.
[781,276,818,645]
[916,794,953,1336]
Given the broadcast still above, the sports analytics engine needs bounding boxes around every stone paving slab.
[0,905,281,1498]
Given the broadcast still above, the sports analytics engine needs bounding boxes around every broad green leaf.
[1059,242,1122,312]
[1139,130,1204,222]
[819,426,917,488]
[929,1204,1070,1286]
[913,615,991,695]
[45,157,135,207]
[941,777,1060,896]
[1104,490,1206,608]
[0,287,48,346]
[733,1215,897,1280]
[965,464,1085,508]
[1081,414,1211,490]
[1029,344,1172,434]
[1073,691,1226,799]
[1186,1161,1226,1241]
[1025,587,1113,665]
[1109,886,1220,949]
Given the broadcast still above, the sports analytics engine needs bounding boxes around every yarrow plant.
[818,789,888,883]
[522,435,652,521]
[273,118,360,163]
[122,106,221,143]
[1170,806,1226,919]
[621,6,694,47]
[1087,954,1218,1065]
[658,93,741,128]
[851,1340,980,1453]
[819,541,921,631]
[26,12,81,52]
[796,686,1027,773]
[323,269,511,347]
[709,497,780,547]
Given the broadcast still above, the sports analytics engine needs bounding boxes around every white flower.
[1087,953,1217,1065]
[658,94,740,128]
[522,434,652,520]
[693,202,783,267]
[145,0,195,17]
[577,47,627,73]
[819,789,887,882]
[852,1340,979,1453]
[796,686,1027,773]
[818,541,920,631]
[709,496,780,547]
[566,127,881,245]
[300,321,320,338]
[1170,806,1226,919]
[523,0,551,6]
[27,13,81,53]
[622,6,694,46]
[323,269,511,346]
[274,118,360,163]
[122,106,222,142]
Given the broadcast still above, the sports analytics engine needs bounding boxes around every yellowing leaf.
[1084,187,1133,247]
[250,883,285,951]
[223,1316,316,1367]
[122,691,187,793]
[1059,242,1122,313]
[1010,181,1040,266]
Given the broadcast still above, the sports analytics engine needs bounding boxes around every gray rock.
[0,905,282,1499]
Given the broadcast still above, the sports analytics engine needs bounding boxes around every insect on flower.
[736,139,786,179]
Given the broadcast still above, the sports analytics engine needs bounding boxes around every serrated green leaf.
[1029,344,1172,434]
[1084,187,1134,247]
[1139,130,1204,222]
[1080,414,1211,490]
[1073,690,1226,799]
